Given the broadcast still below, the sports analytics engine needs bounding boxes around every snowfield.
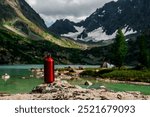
[62,25,137,42]
[61,26,85,40]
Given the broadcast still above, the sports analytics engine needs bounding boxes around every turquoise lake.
[0,65,150,95]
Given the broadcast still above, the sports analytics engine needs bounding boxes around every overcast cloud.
[25,0,113,26]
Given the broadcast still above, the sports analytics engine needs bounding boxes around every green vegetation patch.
[0,1,17,21]
[0,28,85,64]
[80,69,150,83]
[102,70,150,82]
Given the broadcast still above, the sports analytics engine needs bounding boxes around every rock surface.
[0,79,150,100]
[84,81,93,86]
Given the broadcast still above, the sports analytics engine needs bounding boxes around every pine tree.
[112,29,128,68]
[138,35,150,68]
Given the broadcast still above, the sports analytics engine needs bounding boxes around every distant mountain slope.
[82,0,150,34]
[0,0,87,64]
[1,0,46,30]
[1,0,149,65]
[0,0,48,40]
[0,0,81,47]
[49,19,77,35]
[0,28,85,64]
[49,0,150,42]
[18,0,47,30]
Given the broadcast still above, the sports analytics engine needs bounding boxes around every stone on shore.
[84,81,93,86]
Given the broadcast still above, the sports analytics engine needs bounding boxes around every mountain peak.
[49,19,78,35]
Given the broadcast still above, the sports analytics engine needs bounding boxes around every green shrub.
[80,68,150,83]
[101,70,150,82]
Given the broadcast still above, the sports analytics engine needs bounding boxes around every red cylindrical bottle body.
[44,56,54,83]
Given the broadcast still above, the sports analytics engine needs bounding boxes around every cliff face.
[18,0,47,30]
[0,0,47,30]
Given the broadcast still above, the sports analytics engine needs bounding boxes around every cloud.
[26,0,37,6]
[25,0,113,26]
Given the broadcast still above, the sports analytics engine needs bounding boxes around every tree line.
[111,29,150,69]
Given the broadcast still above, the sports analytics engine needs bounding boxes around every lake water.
[0,64,100,69]
[0,65,100,94]
[0,65,150,95]
[0,64,99,78]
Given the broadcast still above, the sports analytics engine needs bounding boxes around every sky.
[25,0,113,26]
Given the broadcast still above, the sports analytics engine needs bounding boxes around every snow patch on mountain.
[62,25,137,42]
[87,27,116,41]
[80,26,137,42]
[92,26,136,41]
[61,26,85,40]
[102,10,106,14]
[117,7,122,14]
[122,26,137,35]
[98,15,104,18]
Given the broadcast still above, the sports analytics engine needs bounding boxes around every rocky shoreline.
[0,79,150,100]
[0,67,150,100]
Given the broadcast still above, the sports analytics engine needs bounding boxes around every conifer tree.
[138,35,150,68]
[112,29,128,68]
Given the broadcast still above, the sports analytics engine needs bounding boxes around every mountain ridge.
[18,0,47,30]
[49,0,150,42]
[0,0,88,64]
[0,0,149,65]
[0,0,86,48]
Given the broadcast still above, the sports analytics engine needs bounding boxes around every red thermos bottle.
[44,55,54,83]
